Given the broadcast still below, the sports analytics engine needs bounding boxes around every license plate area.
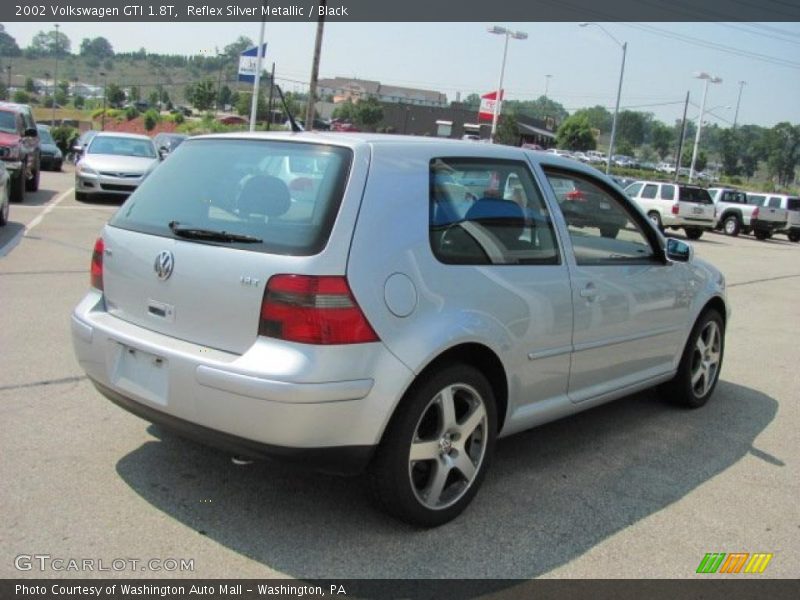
[692,206,704,215]
[112,343,169,406]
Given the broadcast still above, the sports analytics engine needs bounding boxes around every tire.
[75,190,89,202]
[600,226,619,239]
[368,363,497,527]
[788,231,800,243]
[754,229,769,240]
[741,227,751,236]
[661,310,725,408]
[25,162,40,192]
[10,172,24,203]
[685,228,703,240]
[0,185,9,226]
[722,215,741,237]
[647,211,663,232]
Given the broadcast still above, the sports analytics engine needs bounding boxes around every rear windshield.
[110,138,353,256]
[679,187,713,204]
[788,198,800,211]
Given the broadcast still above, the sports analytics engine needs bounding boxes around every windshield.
[0,111,17,134]
[88,136,156,158]
[110,139,353,256]
[38,129,55,144]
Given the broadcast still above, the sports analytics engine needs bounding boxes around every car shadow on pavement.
[115,381,777,583]
[17,188,59,207]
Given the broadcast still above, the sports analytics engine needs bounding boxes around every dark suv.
[0,102,41,202]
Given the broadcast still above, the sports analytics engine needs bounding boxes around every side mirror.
[158,147,169,160]
[665,237,693,263]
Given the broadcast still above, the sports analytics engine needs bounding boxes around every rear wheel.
[722,215,741,237]
[10,172,24,203]
[661,310,724,408]
[788,231,800,243]
[368,363,497,527]
[647,211,663,232]
[599,226,619,239]
[684,228,703,240]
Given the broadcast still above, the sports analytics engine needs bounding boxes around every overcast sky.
[5,21,800,128]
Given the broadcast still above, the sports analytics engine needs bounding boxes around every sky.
[4,21,800,128]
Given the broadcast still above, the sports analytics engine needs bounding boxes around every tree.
[332,100,357,121]
[129,85,140,102]
[0,81,7,101]
[616,110,649,149]
[649,122,674,160]
[236,91,267,120]
[218,85,233,108]
[681,147,707,172]
[354,97,384,131]
[148,90,160,107]
[495,113,519,146]
[224,36,255,59]
[764,122,800,187]
[0,25,22,57]
[57,80,69,96]
[556,114,596,151]
[13,90,29,103]
[571,105,612,133]
[143,109,159,131]
[462,93,481,110]
[186,79,216,111]
[105,83,126,107]
[73,95,85,109]
[738,124,767,180]
[29,30,71,57]
[504,96,568,124]
[79,37,114,59]
[54,89,68,106]
[24,77,36,93]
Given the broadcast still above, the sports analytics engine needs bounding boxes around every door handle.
[579,283,598,300]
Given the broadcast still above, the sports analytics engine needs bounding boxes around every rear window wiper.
[168,221,263,244]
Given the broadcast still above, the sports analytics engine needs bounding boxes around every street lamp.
[215,52,226,117]
[733,80,746,129]
[689,71,722,182]
[487,25,527,143]
[544,74,552,100]
[579,22,626,175]
[52,23,60,125]
[100,71,107,131]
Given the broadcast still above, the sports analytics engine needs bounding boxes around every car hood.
[0,132,21,147]
[80,154,158,174]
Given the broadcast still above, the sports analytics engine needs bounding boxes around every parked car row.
[623,180,716,240]
[708,187,798,242]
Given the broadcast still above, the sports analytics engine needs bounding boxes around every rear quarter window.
[110,139,353,256]
[679,187,713,205]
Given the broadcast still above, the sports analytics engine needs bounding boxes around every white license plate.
[112,344,169,406]
[692,206,704,215]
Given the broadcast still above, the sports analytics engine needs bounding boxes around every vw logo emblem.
[154,251,174,281]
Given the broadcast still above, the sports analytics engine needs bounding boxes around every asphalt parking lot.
[1,167,798,580]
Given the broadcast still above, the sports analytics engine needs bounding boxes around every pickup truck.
[746,193,789,240]
[708,187,753,236]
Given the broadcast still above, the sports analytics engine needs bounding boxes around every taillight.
[671,204,679,215]
[565,190,586,202]
[259,275,379,345]
[90,237,104,290]
[752,206,760,219]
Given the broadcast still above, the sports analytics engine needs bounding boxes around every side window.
[748,195,765,206]
[22,109,35,131]
[661,184,676,201]
[624,182,643,198]
[544,169,656,265]
[429,158,559,265]
[768,197,782,208]
[641,184,658,199]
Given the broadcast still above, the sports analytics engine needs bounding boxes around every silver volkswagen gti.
[72,133,728,527]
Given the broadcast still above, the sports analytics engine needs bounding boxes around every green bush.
[50,125,78,155]
[143,109,160,131]
[124,106,139,121]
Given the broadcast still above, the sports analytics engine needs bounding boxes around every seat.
[236,175,292,221]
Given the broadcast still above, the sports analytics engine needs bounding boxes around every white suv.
[624,180,716,239]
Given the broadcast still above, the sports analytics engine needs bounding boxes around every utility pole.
[733,80,746,129]
[266,62,275,130]
[674,91,690,183]
[249,19,266,132]
[100,71,107,131]
[52,24,60,125]
[305,1,326,131]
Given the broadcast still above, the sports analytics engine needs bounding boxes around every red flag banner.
[478,90,504,121]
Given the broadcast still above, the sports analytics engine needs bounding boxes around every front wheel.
[368,363,497,527]
[648,211,663,232]
[684,227,704,240]
[661,310,725,408]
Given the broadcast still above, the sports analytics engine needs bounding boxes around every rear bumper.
[71,292,413,472]
[751,218,786,232]
[91,379,374,475]
[662,214,715,230]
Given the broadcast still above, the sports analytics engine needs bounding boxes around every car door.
[540,167,691,403]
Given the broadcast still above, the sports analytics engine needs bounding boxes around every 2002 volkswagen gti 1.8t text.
[72,133,728,527]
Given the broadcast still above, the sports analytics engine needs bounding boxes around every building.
[318,77,448,108]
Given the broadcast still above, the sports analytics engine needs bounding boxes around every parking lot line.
[0,188,74,257]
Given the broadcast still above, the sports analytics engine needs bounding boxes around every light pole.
[689,71,722,182]
[100,71,107,131]
[487,26,527,144]
[215,52,226,117]
[544,74,552,100]
[579,23,626,175]
[733,80,746,129]
[52,23,60,125]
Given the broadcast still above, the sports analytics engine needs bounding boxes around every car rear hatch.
[99,136,359,355]
[677,186,715,224]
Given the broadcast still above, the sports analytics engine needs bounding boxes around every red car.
[0,102,41,202]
